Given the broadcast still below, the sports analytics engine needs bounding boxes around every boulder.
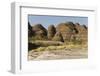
[52,32,64,42]
[75,23,88,43]
[56,22,77,42]
[47,25,56,40]
[28,22,35,37]
[32,24,47,40]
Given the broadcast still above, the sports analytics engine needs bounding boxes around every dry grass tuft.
[33,44,87,52]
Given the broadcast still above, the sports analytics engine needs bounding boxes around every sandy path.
[28,48,88,60]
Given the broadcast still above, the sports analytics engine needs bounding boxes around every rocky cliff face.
[28,22,87,43]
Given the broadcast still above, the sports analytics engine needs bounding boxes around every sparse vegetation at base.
[31,43,87,52]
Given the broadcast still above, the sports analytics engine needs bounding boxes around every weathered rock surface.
[47,25,56,40]
[28,22,34,37]
[32,24,47,40]
[28,22,87,43]
[52,32,64,42]
[75,23,88,43]
[56,22,78,42]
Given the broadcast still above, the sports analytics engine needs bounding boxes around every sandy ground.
[28,48,88,60]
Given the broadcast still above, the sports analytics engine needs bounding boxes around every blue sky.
[28,15,88,29]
